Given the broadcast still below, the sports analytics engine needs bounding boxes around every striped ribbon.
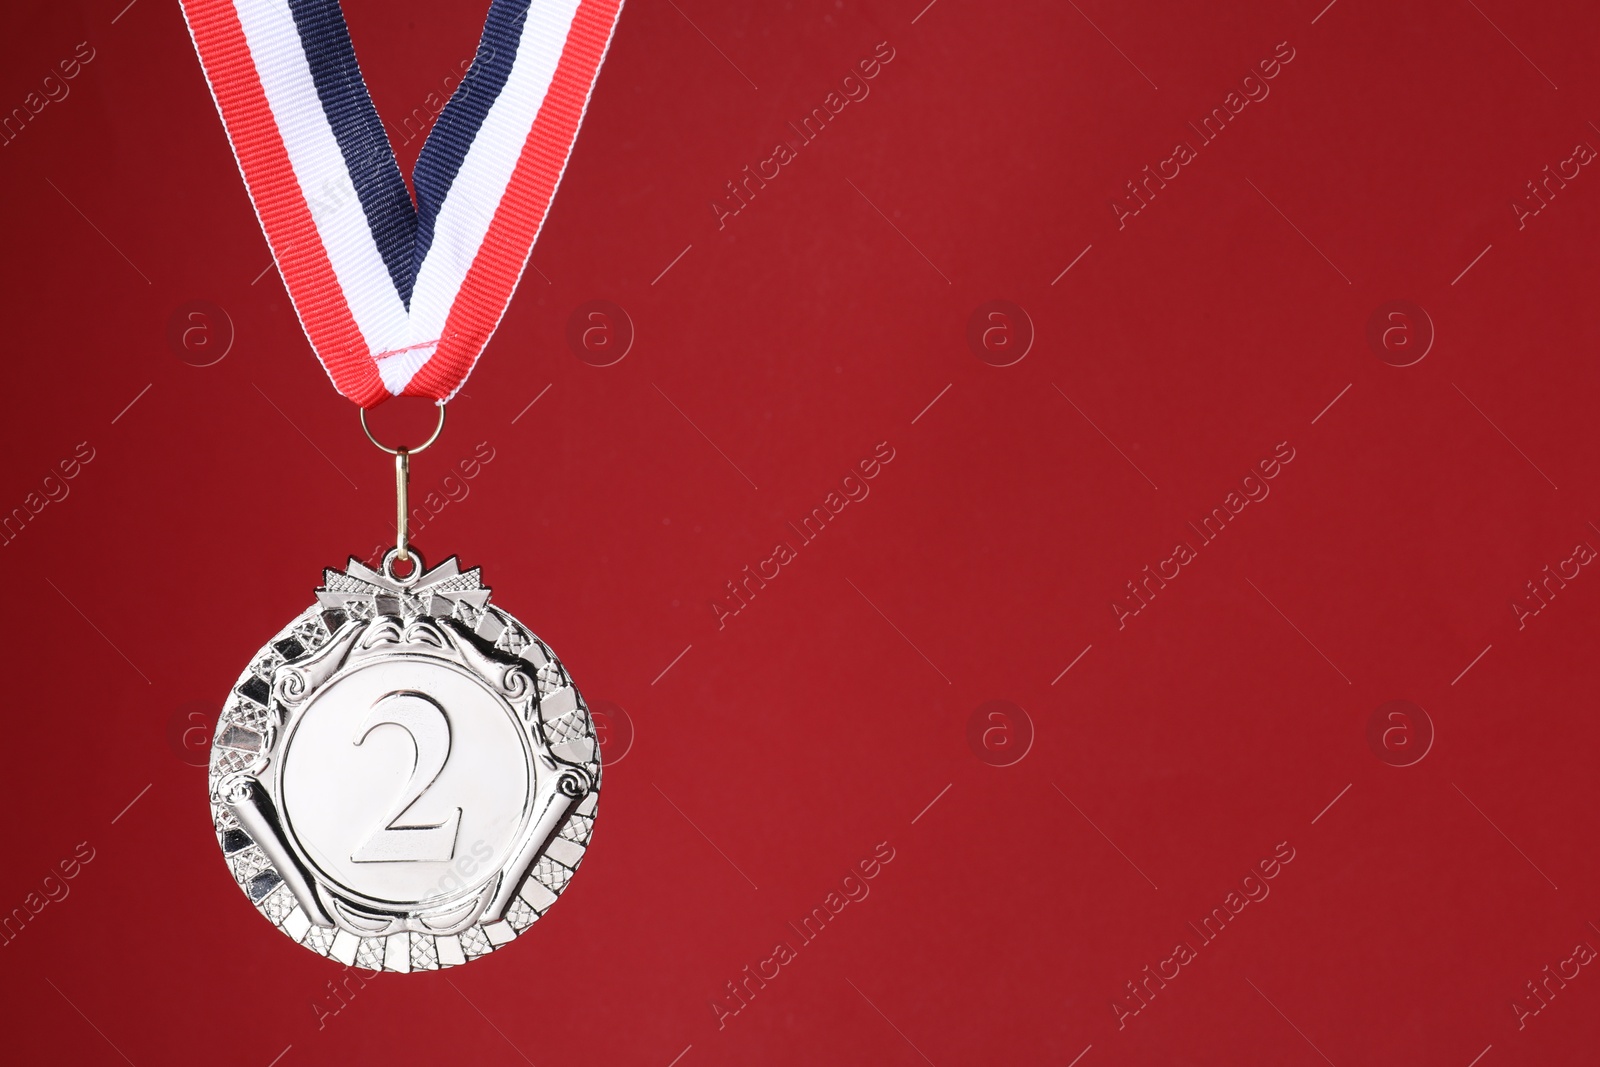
[180,0,625,406]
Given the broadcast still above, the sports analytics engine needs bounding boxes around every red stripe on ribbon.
[408,0,621,402]
[184,1,394,407]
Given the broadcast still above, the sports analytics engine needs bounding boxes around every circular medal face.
[208,553,600,972]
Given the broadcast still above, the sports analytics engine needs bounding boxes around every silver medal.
[208,550,599,972]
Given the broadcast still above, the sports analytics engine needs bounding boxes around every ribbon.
[180,0,625,406]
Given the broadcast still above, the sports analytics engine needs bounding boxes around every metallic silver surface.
[208,551,600,972]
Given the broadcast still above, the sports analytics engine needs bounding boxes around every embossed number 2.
[350,691,463,863]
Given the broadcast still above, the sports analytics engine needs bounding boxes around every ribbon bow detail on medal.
[317,554,488,619]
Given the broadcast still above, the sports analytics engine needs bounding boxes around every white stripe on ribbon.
[233,0,410,365]
[399,0,580,394]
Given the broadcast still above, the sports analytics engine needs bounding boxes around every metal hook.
[359,405,445,565]
[395,449,411,563]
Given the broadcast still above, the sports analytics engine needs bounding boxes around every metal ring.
[359,404,446,455]
[380,546,424,583]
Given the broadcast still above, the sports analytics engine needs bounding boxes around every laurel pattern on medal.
[208,555,600,972]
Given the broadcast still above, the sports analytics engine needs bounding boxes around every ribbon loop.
[181,0,625,406]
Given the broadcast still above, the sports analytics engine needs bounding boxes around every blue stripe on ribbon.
[287,0,417,307]
[410,0,530,280]
[281,0,536,311]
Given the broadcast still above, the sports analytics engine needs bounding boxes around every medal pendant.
[208,550,600,972]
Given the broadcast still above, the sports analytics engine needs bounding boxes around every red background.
[3,1,1599,1064]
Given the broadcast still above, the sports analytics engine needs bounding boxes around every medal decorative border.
[207,555,600,972]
